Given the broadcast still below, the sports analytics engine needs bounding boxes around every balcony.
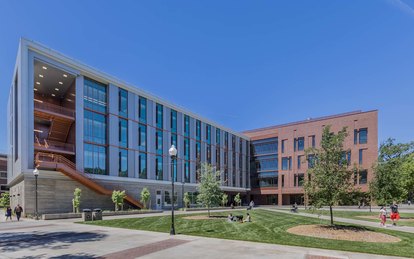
[34,100,75,120]
[34,136,75,155]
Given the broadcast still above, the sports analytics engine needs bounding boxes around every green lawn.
[83,209,414,258]
[299,209,414,227]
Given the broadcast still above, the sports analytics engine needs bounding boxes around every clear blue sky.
[1,0,413,154]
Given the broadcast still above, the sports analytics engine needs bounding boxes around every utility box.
[92,208,102,221]
[82,209,92,221]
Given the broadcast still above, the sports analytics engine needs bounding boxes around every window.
[297,137,304,151]
[311,135,316,148]
[138,97,147,123]
[359,128,368,144]
[170,109,177,133]
[281,139,286,153]
[172,159,177,182]
[0,185,9,191]
[282,175,285,187]
[359,149,364,165]
[119,119,128,148]
[119,149,128,177]
[207,144,212,164]
[196,141,201,182]
[255,156,278,171]
[138,124,146,151]
[252,139,278,155]
[156,103,163,128]
[206,124,211,144]
[216,146,221,170]
[139,153,147,179]
[282,157,291,170]
[298,173,305,186]
[216,128,220,145]
[0,172,7,178]
[156,156,163,180]
[84,110,107,145]
[84,78,107,113]
[196,120,201,141]
[84,144,107,175]
[156,130,163,155]
[184,115,190,137]
[164,191,178,206]
[225,132,229,147]
[359,170,368,184]
[171,134,177,148]
[258,172,278,187]
[297,155,302,169]
[239,139,243,187]
[354,129,358,145]
[119,88,128,117]
[308,154,315,168]
[184,161,190,183]
[184,138,190,160]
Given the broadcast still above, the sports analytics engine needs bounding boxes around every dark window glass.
[139,152,147,179]
[171,134,177,148]
[170,109,177,133]
[84,143,107,175]
[359,128,368,144]
[359,170,368,184]
[184,161,190,183]
[184,138,190,160]
[225,132,229,147]
[297,137,305,151]
[297,155,302,169]
[282,157,290,170]
[84,110,107,145]
[184,115,190,137]
[139,97,147,123]
[207,144,212,164]
[308,154,315,168]
[359,149,363,165]
[347,151,351,165]
[311,135,316,148]
[281,140,286,153]
[282,175,285,187]
[119,118,128,148]
[298,173,305,186]
[172,159,177,182]
[119,88,128,117]
[258,172,278,187]
[196,120,201,141]
[156,156,163,180]
[354,129,358,145]
[216,147,221,170]
[156,130,163,155]
[206,124,211,144]
[138,124,146,151]
[255,155,278,171]
[119,149,128,177]
[84,78,107,113]
[156,104,163,129]
[216,128,220,145]
[252,140,278,155]
[294,138,297,152]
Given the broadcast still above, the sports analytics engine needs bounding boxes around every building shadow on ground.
[0,231,106,254]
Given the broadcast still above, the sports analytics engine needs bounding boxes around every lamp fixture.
[42,66,47,70]
[58,81,63,85]
[34,88,38,91]
[55,88,59,91]
[39,74,44,78]
[51,94,56,97]
[63,74,68,77]
[36,82,40,85]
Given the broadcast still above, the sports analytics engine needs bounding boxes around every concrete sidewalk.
[265,208,414,234]
[0,217,408,259]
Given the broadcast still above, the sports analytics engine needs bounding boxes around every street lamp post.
[169,145,177,235]
[33,167,39,220]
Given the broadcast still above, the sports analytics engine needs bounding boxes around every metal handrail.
[34,101,75,118]
[34,137,75,153]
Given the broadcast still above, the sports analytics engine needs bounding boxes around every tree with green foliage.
[72,188,81,213]
[112,190,126,211]
[221,193,228,207]
[234,193,241,207]
[370,138,414,205]
[183,192,191,209]
[140,188,151,209]
[304,125,354,225]
[197,163,223,217]
[0,192,10,208]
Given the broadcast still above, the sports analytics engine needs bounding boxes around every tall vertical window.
[119,118,128,148]
[281,139,286,153]
[119,88,128,117]
[359,149,364,165]
[232,135,236,187]
[156,103,163,129]
[224,132,229,186]
[239,139,243,187]
[170,109,177,133]
[311,135,316,148]
[282,157,291,170]
[139,153,147,179]
[216,129,220,145]
[171,134,177,148]
[138,96,147,123]
[156,156,163,180]
[156,130,163,155]
[354,129,358,145]
[84,78,108,175]
[138,124,146,151]
[196,141,201,182]
[184,161,190,183]
[119,149,128,177]
[206,124,211,144]
[184,138,190,160]
[308,154,315,168]
[297,137,304,151]
[196,120,201,141]
[297,155,302,169]
[184,115,190,137]
[359,128,368,144]
[216,128,221,170]
[172,159,177,182]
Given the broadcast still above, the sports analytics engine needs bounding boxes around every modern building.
[244,110,378,206]
[7,39,249,214]
[0,154,8,195]
[7,39,378,214]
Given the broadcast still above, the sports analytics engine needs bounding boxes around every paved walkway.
[0,217,407,259]
[265,208,414,234]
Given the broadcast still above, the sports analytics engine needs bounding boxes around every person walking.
[5,206,12,221]
[14,204,23,221]
[390,201,400,226]
[379,206,387,227]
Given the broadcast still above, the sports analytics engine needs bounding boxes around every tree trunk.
[329,205,334,225]
[208,205,210,217]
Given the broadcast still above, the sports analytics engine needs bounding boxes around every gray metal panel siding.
[147,100,156,180]
[108,84,119,177]
[75,75,84,171]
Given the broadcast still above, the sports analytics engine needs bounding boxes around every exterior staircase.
[35,152,143,209]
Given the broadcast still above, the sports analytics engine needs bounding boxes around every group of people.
[379,201,400,227]
[4,204,23,221]
[227,213,251,223]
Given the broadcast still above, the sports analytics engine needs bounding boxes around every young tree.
[140,188,151,209]
[221,193,228,207]
[304,125,353,225]
[112,190,126,211]
[370,139,414,205]
[183,192,191,209]
[197,163,223,217]
[234,193,241,207]
[0,192,10,208]
[72,188,81,213]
